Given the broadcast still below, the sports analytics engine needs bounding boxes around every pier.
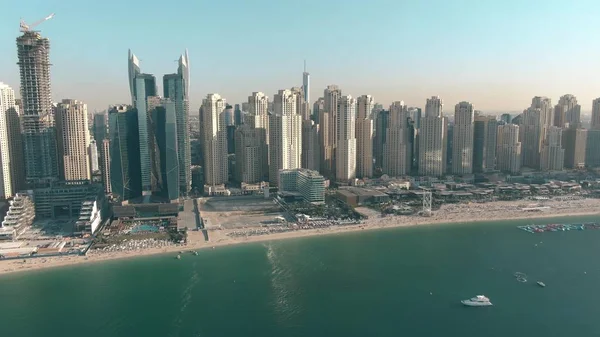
[517,223,600,234]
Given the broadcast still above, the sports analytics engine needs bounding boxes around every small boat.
[179,251,184,254]
[461,295,492,307]
[193,251,198,256]
[537,281,546,287]
[176,254,181,260]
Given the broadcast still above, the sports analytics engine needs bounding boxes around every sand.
[1,198,599,276]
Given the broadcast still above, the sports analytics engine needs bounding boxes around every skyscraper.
[373,110,389,171]
[419,96,447,177]
[540,126,564,171]
[0,83,20,198]
[128,50,157,194]
[301,120,320,172]
[356,95,374,178]
[93,113,110,192]
[336,95,357,183]
[496,124,521,174]
[269,89,302,187]
[150,100,179,200]
[163,50,191,195]
[322,85,342,178]
[452,102,475,175]
[383,101,411,177]
[201,94,228,194]
[56,99,91,181]
[562,128,587,169]
[473,114,498,173]
[109,105,141,201]
[591,98,600,130]
[520,107,542,169]
[302,61,310,113]
[554,94,581,128]
[17,30,59,186]
[247,92,270,179]
[234,126,266,184]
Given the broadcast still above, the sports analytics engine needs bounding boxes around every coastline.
[1,198,599,276]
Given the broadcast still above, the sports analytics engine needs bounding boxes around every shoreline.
[2,198,600,276]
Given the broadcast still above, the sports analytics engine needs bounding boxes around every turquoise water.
[1,215,599,337]
[131,224,160,233]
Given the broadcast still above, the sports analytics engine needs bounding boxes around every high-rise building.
[301,120,320,172]
[408,107,422,129]
[586,130,600,167]
[496,124,521,174]
[201,94,229,193]
[335,95,357,183]
[562,128,587,169]
[419,96,447,177]
[473,114,498,173]
[592,98,600,130]
[500,113,512,124]
[554,94,581,128]
[234,126,266,184]
[163,50,191,195]
[540,126,564,171]
[246,92,270,179]
[322,85,342,179]
[356,95,374,178]
[109,105,141,201]
[373,110,389,171]
[520,107,542,169]
[150,100,179,200]
[89,140,99,173]
[56,99,91,181]
[302,61,310,114]
[128,50,157,194]
[269,89,302,187]
[313,97,325,123]
[383,101,411,177]
[0,83,20,198]
[452,102,475,175]
[100,139,111,194]
[17,30,59,186]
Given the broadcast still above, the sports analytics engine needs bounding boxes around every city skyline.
[3,0,600,112]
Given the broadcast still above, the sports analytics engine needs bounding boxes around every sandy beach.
[1,198,599,276]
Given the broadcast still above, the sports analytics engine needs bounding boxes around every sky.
[2,0,600,113]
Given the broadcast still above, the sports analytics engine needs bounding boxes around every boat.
[193,251,198,256]
[461,295,493,307]
[176,254,181,260]
[537,281,546,287]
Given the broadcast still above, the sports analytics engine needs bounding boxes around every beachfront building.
[335,95,357,183]
[418,96,448,177]
[278,168,325,203]
[562,128,587,169]
[321,85,342,179]
[355,95,374,178]
[0,193,35,240]
[520,107,542,169]
[452,101,475,175]
[540,126,564,171]
[497,124,522,174]
[383,101,411,177]
[269,89,302,187]
[201,94,229,195]
[473,114,498,172]
[56,99,91,181]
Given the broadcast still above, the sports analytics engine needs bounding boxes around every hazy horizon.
[3,0,600,113]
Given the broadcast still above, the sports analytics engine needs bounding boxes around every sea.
[1,215,599,337]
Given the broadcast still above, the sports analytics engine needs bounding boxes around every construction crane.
[19,13,55,33]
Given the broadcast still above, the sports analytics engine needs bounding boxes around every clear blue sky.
[2,0,600,113]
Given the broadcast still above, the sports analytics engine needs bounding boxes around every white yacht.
[461,295,492,307]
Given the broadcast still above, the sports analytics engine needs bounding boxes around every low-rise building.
[0,193,35,240]
[279,169,325,203]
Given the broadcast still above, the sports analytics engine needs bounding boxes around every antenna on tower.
[303,59,306,73]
